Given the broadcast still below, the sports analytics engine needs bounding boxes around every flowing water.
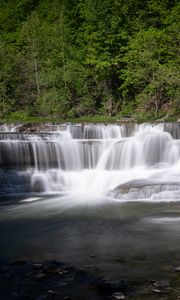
[0,122,180,282]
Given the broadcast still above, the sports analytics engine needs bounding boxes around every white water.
[1,123,180,204]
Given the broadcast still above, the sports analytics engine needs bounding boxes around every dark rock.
[50,260,64,266]
[152,280,170,295]
[112,292,126,299]
[0,259,132,300]
[0,266,9,273]
[32,263,44,270]
[11,292,31,300]
[174,266,180,272]
[75,267,87,275]
[80,264,91,270]
[44,261,64,275]
[153,280,170,288]
[62,272,76,284]
[11,292,19,298]
[34,272,46,280]
[95,279,129,293]
[45,268,61,275]
[10,260,27,266]
[47,289,56,295]
[35,295,47,300]
[58,271,65,276]
[3,271,14,279]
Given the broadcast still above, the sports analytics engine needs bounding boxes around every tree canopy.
[0,0,179,120]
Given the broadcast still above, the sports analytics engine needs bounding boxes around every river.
[0,122,180,284]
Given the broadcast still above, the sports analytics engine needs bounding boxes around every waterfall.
[1,123,180,202]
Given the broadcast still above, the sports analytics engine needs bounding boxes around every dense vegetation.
[0,0,179,121]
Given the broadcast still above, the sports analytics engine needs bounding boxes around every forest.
[0,0,179,121]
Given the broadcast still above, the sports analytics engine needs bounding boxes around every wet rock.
[62,272,76,284]
[174,266,180,272]
[153,289,163,294]
[47,289,56,295]
[95,279,129,293]
[80,264,91,270]
[3,270,14,279]
[17,124,38,133]
[10,260,27,266]
[32,263,44,270]
[112,291,126,299]
[151,280,170,295]
[11,292,19,298]
[136,286,152,296]
[58,271,65,276]
[0,259,132,300]
[0,266,9,274]
[35,295,47,300]
[44,262,66,275]
[11,292,32,299]
[44,266,63,275]
[34,272,46,280]
[153,280,170,288]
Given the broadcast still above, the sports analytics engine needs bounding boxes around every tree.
[120,25,180,116]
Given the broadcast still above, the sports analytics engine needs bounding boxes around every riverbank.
[1,111,179,125]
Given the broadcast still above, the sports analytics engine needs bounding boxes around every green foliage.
[121,23,180,117]
[0,0,179,121]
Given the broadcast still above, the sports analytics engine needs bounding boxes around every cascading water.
[1,122,180,204]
